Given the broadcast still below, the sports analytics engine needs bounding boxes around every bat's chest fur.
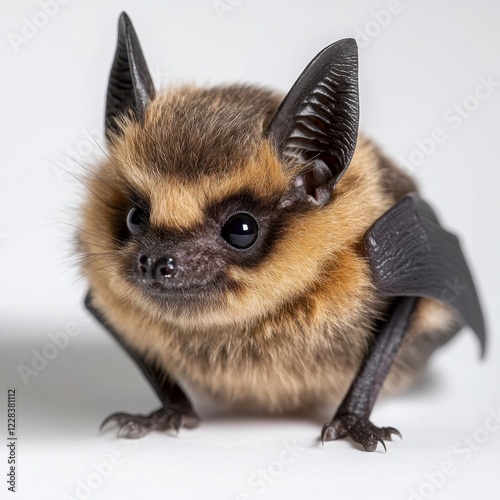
[148,319,366,412]
[96,287,379,413]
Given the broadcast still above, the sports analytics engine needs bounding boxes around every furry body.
[79,85,460,413]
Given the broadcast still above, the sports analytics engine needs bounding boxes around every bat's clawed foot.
[100,406,200,439]
[321,413,401,452]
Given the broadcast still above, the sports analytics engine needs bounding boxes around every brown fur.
[78,84,460,412]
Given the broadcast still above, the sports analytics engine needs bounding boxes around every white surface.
[1,1,499,499]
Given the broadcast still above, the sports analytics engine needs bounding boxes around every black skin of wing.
[365,193,485,352]
[85,294,199,438]
[322,192,486,451]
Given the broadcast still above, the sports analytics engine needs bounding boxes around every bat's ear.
[265,39,359,208]
[105,12,155,141]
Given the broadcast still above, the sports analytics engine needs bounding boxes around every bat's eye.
[221,213,258,249]
[126,206,148,235]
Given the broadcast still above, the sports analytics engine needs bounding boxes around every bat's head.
[80,13,391,329]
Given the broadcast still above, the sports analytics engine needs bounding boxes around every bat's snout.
[132,240,226,297]
[138,254,177,284]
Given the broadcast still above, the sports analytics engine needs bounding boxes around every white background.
[1,1,500,499]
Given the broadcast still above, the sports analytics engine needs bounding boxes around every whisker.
[86,130,118,168]
[42,156,120,211]
[54,147,141,210]
[45,217,122,246]
[55,140,148,213]
[87,130,151,213]
[72,265,120,285]
[58,254,118,276]
[55,251,116,269]
[54,147,111,186]
[63,238,111,250]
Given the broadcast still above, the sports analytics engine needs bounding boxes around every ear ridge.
[105,12,156,140]
[266,39,359,206]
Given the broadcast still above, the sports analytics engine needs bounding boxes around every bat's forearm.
[337,296,417,417]
[322,296,417,451]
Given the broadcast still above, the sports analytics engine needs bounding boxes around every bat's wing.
[364,192,486,356]
[324,192,485,451]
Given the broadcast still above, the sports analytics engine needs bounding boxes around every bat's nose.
[138,254,177,283]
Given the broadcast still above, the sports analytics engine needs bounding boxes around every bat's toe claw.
[99,407,200,439]
[100,411,138,431]
[321,413,401,452]
[321,419,346,444]
[383,426,402,441]
[372,436,387,453]
[116,419,153,439]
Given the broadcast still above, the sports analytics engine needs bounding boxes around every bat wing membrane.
[365,193,486,356]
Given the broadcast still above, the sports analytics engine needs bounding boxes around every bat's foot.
[320,413,401,452]
[100,406,200,439]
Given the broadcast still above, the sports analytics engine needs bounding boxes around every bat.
[79,12,486,452]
